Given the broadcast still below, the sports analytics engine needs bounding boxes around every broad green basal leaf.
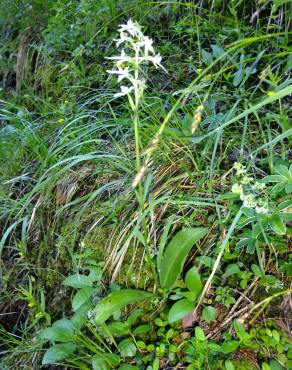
[269,213,286,235]
[92,356,110,370]
[40,327,74,343]
[94,289,152,325]
[42,343,76,365]
[168,299,195,323]
[159,228,208,289]
[72,286,95,312]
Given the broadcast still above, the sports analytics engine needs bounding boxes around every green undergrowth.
[0,1,291,369]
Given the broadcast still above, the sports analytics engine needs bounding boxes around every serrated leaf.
[42,343,76,365]
[72,286,94,312]
[168,299,195,323]
[185,266,202,295]
[202,306,217,323]
[159,228,208,289]
[94,289,152,325]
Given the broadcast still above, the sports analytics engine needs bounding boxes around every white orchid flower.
[114,32,131,47]
[107,19,166,105]
[114,85,134,98]
[118,19,142,37]
[136,36,154,54]
[106,66,131,82]
[106,49,131,67]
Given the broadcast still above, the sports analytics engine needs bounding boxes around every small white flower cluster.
[231,162,269,214]
[106,19,165,104]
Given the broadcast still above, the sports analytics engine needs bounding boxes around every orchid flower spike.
[106,19,166,104]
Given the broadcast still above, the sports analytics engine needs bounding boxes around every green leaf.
[269,214,286,235]
[195,326,206,341]
[202,306,217,323]
[233,67,243,87]
[153,358,160,370]
[159,228,208,289]
[251,264,263,278]
[87,265,103,282]
[269,359,282,370]
[94,289,152,325]
[40,327,74,343]
[118,338,137,357]
[223,264,241,279]
[233,320,246,340]
[168,299,195,323]
[201,49,213,64]
[225,360,235,370]
[63,273,93,288]
[126,308,142,325]
[133,324,151,335]
[185,266,202,295]
[92,356,110,370]
[102,353,120,366]
[42,343,76,365]
[71,303,90,329]
[52,319,75,332]
[157,218,174,273]
[221,340,239,353]
[108,322,130,336]
[211,44,225,58]
[72,286,94,312]
[262,363,271,370]
[196,256,215,269]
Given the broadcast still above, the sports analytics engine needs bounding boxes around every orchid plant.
[106,19,165,178]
